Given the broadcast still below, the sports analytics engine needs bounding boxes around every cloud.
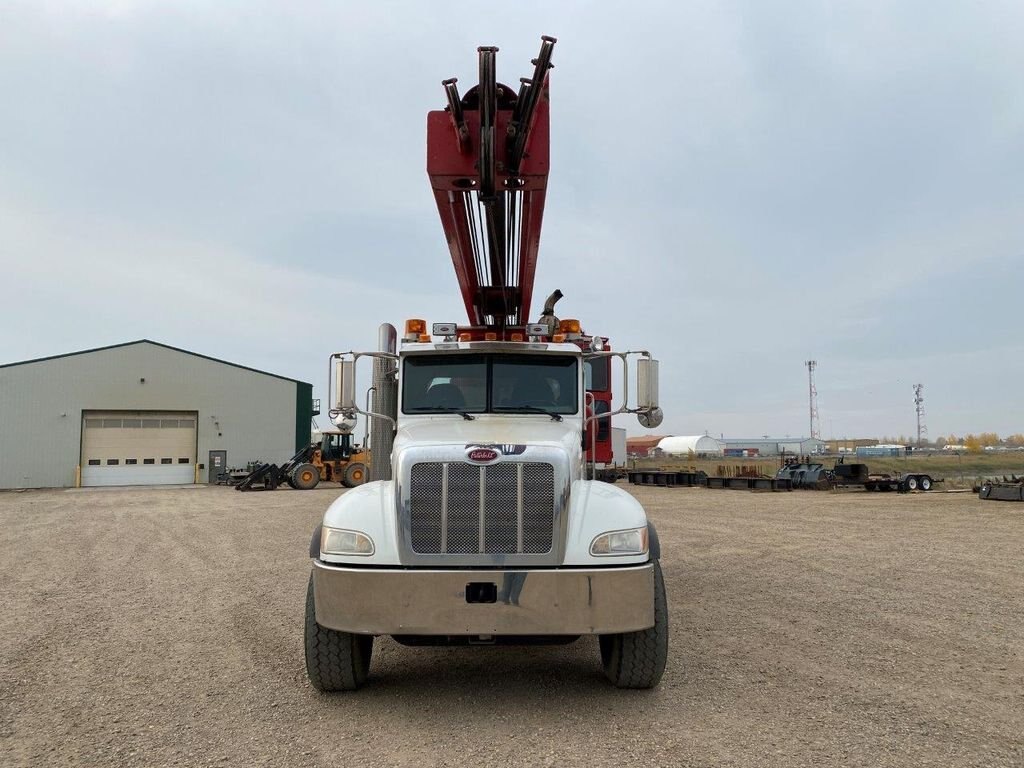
[2,0,1023,437]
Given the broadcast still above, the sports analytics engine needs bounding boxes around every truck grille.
[409,462,555,555]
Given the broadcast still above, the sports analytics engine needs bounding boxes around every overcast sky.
[2,1,1022,440]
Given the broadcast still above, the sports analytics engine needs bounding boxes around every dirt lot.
[1,484,1021,767]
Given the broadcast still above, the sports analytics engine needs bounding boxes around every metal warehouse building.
[0,340,314,489]
[722,437,826,457]
[856,444,907,458]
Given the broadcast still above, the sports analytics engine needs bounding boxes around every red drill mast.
[424,38,617,470]
[427,37,556,333]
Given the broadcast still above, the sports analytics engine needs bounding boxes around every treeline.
[876,433,1024,450]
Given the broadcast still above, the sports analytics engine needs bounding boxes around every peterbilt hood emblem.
[463,443,528,463]
[466,447,500,463]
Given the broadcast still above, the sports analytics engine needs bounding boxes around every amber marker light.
[404,318,427,336]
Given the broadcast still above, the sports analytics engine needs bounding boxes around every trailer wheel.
[292,463,320,490]
[598,558,668,689]
[905,476,918,491]
[304,575,373,692]
[342,462,367,488]
[919,475,932,491]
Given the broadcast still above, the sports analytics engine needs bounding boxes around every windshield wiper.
[408,406,475,420]
[492,405,562,421]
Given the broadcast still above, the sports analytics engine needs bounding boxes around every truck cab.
[305,329,668,690]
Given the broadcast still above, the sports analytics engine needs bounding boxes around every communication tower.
[914,383,927,446]
[805,360,820,440]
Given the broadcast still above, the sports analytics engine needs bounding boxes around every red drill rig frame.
[425,36,616,469]
[427,37,555,335]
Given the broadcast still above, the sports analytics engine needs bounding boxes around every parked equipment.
[310,429,370,488]
[628,470,793,491]
[776,455,941,492]
[775,462,832,490]
[832,461,870,485]
[979,480,1024,502]
[235,446,314,492]
[863,472,939,492]
[236,429,369,491]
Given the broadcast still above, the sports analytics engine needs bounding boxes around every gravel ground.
[1,484,1021,767]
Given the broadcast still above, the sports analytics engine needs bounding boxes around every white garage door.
[81,412,197,487]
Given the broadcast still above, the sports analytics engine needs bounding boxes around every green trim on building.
[295,382,314,451]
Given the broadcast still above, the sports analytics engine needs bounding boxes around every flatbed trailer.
[864,473,942,492]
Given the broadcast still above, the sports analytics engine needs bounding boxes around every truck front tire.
[599,558,669,689]
[304,574,373,691]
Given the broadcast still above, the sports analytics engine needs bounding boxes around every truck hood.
[393,416,582,459]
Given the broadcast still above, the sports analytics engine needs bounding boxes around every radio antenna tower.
[805,360,820,440]
[914,383,927,447]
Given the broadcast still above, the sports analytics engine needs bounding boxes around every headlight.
[321,526,374,556]
[590,526,649,556]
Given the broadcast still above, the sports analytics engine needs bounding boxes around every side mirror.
[637,406,664,429]
[636,358,662,429]
[331,413,357,434]
[334,359,356,411]
[637,358,659,410]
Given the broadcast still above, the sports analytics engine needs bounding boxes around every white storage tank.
[656,435,724,457]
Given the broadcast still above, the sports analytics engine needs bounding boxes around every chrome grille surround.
[396,445,570,566]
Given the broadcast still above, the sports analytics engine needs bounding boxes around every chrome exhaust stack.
[369,324,398,482]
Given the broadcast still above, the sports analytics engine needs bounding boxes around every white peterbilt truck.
[304,37,668,690]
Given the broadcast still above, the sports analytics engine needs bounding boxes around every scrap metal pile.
[978,476,1024,502]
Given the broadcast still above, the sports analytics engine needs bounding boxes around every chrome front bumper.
[311,560,655,636]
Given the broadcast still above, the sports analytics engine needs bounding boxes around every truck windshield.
[403,354,578,415]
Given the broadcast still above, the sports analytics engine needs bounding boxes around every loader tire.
[599,558,668,689]
[292,463,320,490]
[304,575,373,692]
[342,462,367,488]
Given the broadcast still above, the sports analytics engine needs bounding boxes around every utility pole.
[914,383,927,447]
[805,360,820,440]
